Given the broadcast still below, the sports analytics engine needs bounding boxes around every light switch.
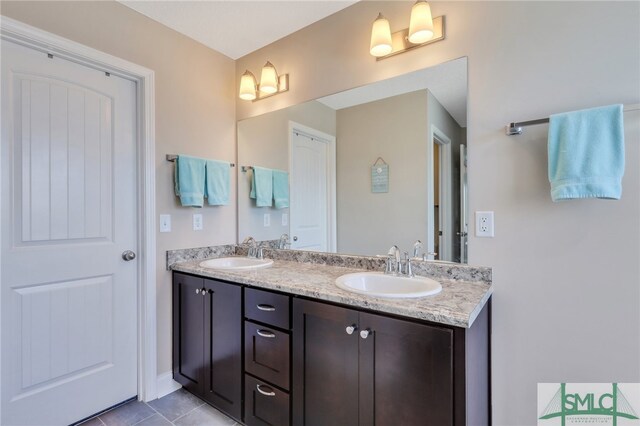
[282,213,288,226]
[159,214,171,233]
[193,213,203,231]
[264,213,271,227]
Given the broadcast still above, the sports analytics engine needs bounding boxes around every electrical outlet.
[475,211,494,237]
[159,214,171,233]
[193,213,203,231]
[264,213,271,227]
[282,213,288,226]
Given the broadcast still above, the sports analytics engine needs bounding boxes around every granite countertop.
[171,258,492,328]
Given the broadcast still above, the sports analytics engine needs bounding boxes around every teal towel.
[249,167,273,207]
[205,159,231,205]
[174,155,206,207]
[548,104,624,201]
[272,170,289,209]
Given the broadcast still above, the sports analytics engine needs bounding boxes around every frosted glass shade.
[259,62,278,94]
[239,70,256,101]
[370,13,392,57]
[408,1,434,44]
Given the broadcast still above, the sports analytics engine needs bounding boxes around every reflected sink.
[199,257,273,270]
[335,272,442,298]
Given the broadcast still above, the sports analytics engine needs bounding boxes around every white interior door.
[1,40,138,425]
[289,129,329,252]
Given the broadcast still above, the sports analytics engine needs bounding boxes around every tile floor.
[79,389,239,426]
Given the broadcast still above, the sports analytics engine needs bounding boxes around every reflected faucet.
[242,236,259,258]
[385,245,401,275]
[412,240,424,258]
[278,233,290,250]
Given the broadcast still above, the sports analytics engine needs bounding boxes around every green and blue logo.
[538,383,639,425]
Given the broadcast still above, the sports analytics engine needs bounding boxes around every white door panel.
[2,40,138,425]
[290,131,328,252]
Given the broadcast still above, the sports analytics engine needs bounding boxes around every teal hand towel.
[249,167,273,207]
[548,104,624,201]
[272,170,289,209]
[174,155,206,207]
[205,159,231,205]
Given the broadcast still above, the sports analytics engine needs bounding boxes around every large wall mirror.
[238,57,468,263]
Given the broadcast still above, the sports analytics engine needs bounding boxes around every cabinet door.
[202,279,242,421]
[172,273,205,396]
[359,312,454,426]
[292,299,359,426]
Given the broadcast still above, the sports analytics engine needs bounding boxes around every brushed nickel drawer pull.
[256,384,276,397]
[257,304,276,311]
[256,329,276,338]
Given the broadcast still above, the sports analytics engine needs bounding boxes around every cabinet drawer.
[245,288,290,329]
[245,321,290,390]
[244,375,290,426]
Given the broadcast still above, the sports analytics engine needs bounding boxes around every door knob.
[345,324,358,335]
[122,250,136,261]
[293,236,298,241]
[360,329,371,339]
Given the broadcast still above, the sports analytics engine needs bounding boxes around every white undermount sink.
[335,271,442,298]
[199,257,273,270]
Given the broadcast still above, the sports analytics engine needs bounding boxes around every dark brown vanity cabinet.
[172,273,242,421]
[292,298,490,426]
[173,271,489,426]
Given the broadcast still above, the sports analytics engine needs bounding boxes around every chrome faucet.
[278,233,290,250]
[242,236,259,258]
[384,246,415,277]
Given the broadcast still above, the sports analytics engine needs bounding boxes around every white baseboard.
[156,372,182,399]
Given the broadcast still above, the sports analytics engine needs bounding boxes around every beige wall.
[337,90,428,255]
[237,100,335,242]
[0,1,237,377]
[237,2,640,425]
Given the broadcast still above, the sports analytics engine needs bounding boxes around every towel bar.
[166,154,235,167]
[506,104,640,136]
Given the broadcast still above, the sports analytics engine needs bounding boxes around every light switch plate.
[282,213,288,226]
[193,213,203,231]
[159,214,171,233]
[264,213,271,227]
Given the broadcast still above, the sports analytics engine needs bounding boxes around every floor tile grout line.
[171,402,206,424]
[129,409,157,426]
[127,401,174,426]
[143,401,175,426]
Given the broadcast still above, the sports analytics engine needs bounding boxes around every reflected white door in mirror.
[289,123,336,252]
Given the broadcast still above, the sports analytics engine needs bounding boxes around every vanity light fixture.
[238,61,289,101]
[370,1,445,61]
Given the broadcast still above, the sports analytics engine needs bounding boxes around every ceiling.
[317,58,468,127]
[118,1,357,60]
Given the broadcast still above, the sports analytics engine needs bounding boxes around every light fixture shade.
[259,61,279,94]
[408,0,434,44]
[370,13,392,57]
[239,70,257,101]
